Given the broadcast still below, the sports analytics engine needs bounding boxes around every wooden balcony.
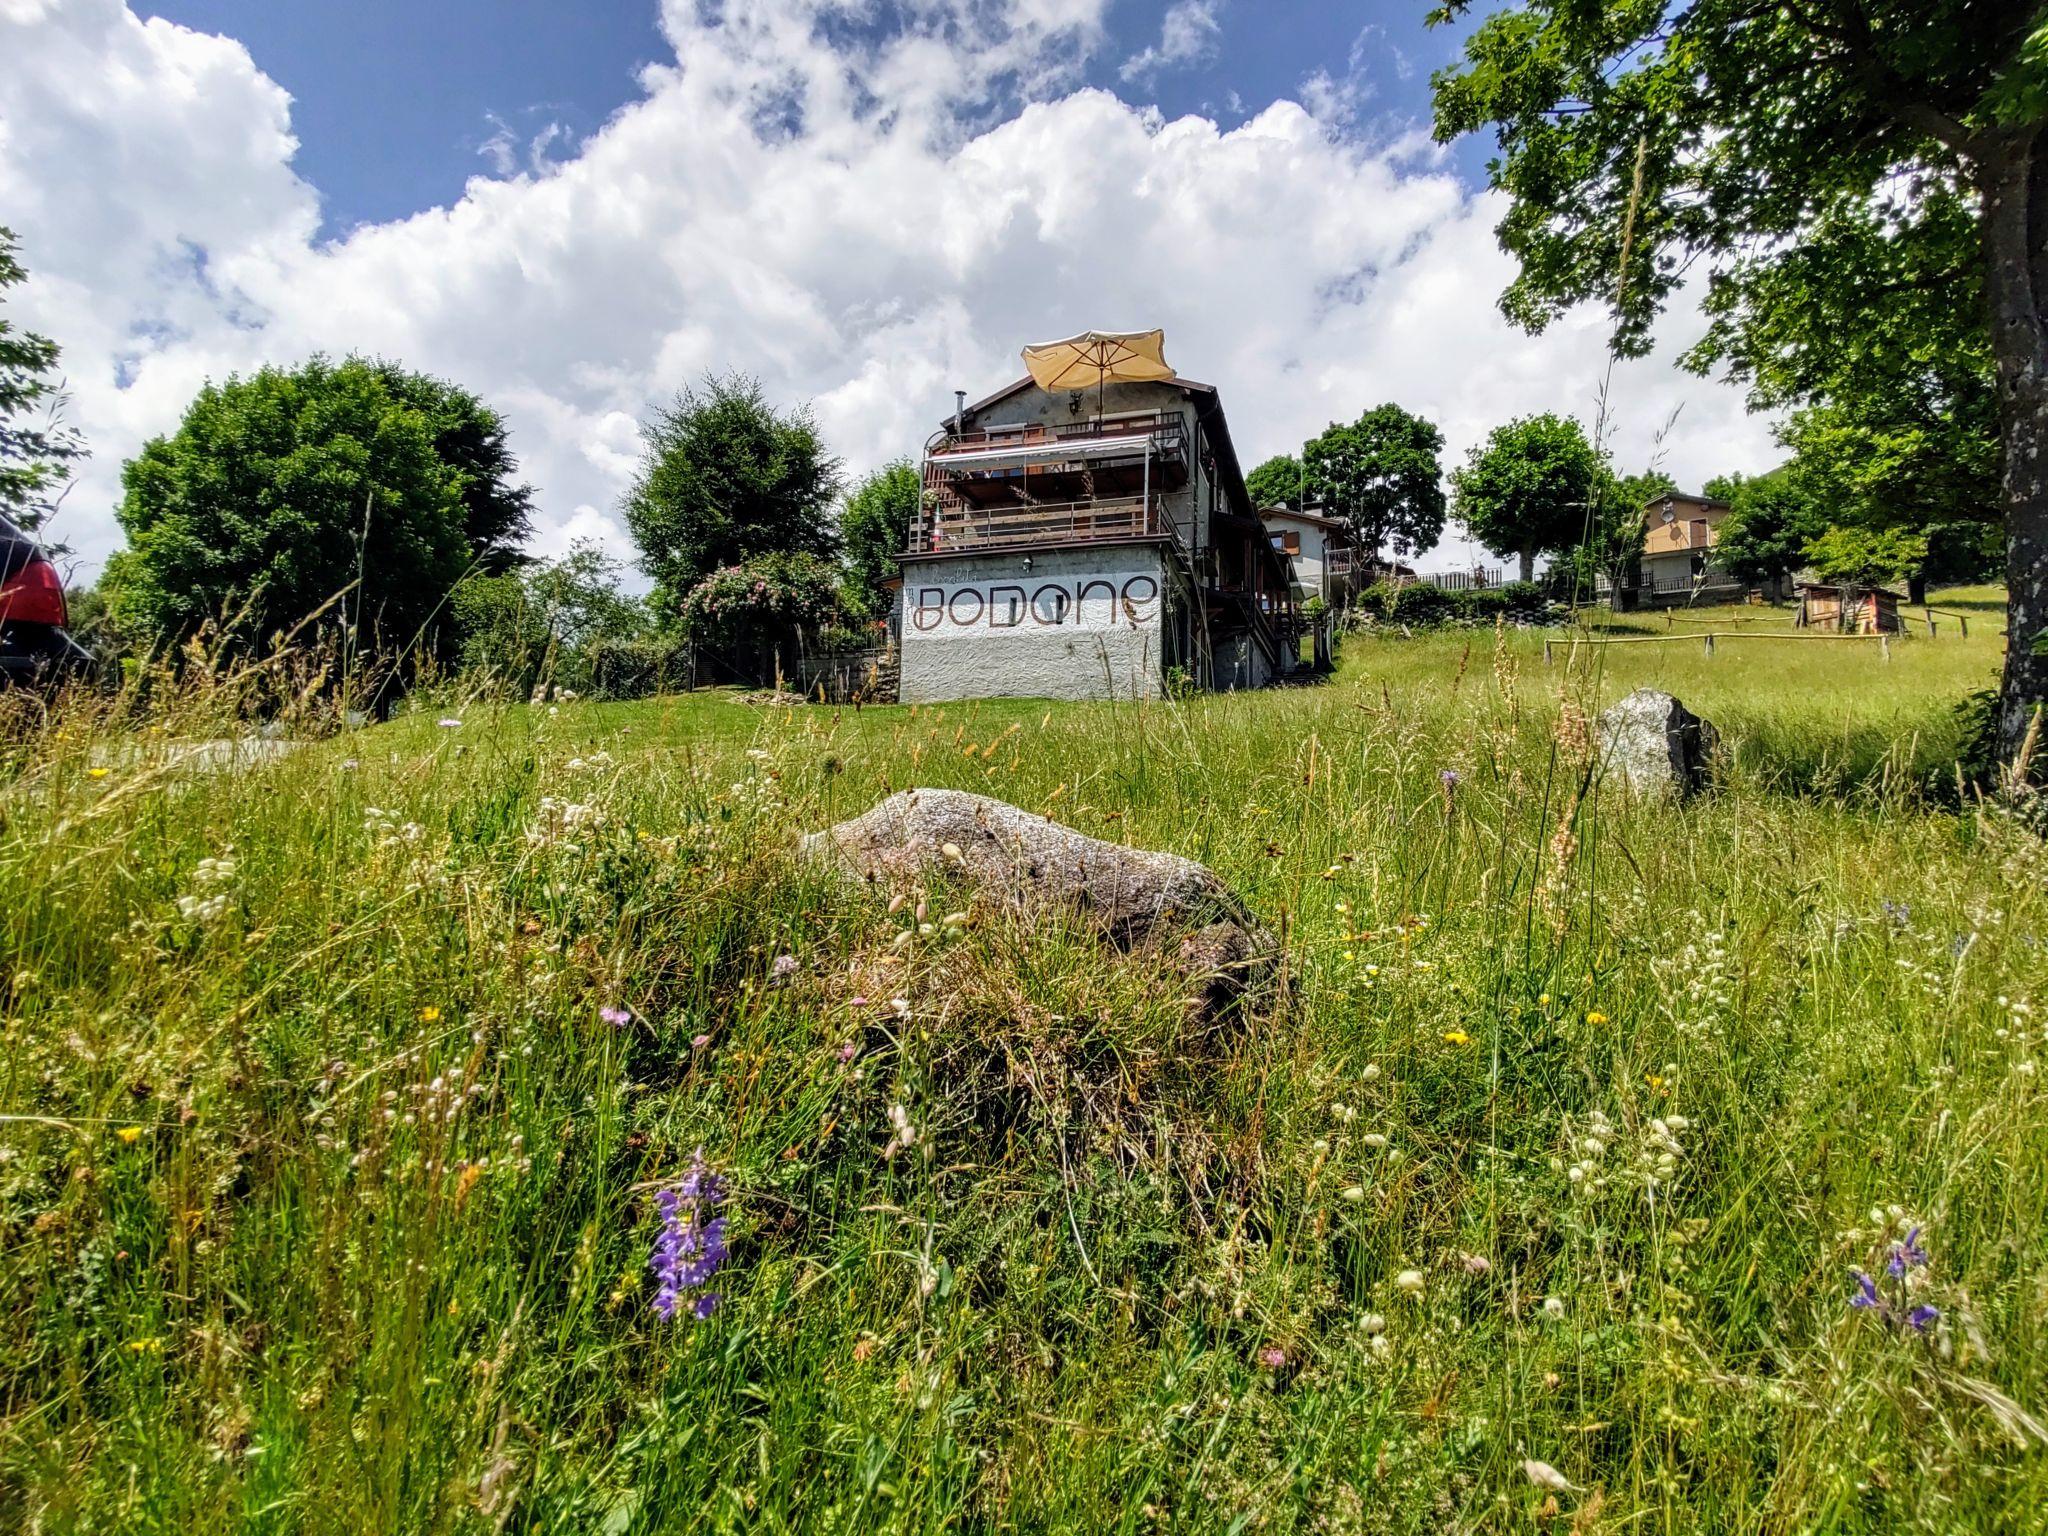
[910,494,1191,559]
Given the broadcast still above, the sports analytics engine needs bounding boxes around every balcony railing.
[925,410,1187,464]
[912,494,1190,557]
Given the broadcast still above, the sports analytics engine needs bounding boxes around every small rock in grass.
[1596,688,1718,800]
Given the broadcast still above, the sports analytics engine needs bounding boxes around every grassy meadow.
[4,589,2046,1534]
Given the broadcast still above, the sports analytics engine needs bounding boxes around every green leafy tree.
[1302,403,1448,563]
[839,460,917,622]
[1804,525,1930,592]
[623,374,841,618]
[1429,0,2048,750]
[1451,413,1601,582]
[0,227,85,532]
[1715,470,1828,594]
[1245,454,1305,510]
[452,541,646,696]
[370,362,535,574]
[109,357,505,657]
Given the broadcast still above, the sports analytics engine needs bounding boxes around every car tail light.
[0,554,66,626]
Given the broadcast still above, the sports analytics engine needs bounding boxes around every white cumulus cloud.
[0,0,1777,581]
[1120,0,1222,82]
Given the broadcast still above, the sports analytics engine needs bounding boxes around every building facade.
[898,365,1298,702]
[1637,491,1743,606]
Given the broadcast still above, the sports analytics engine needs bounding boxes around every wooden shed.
[1795,583,1903,634]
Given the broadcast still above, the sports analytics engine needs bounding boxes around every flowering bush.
[677,550,844,675]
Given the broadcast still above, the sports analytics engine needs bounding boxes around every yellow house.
[1639,491,1742,604]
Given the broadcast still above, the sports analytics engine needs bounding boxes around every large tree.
[1245,453,1305,510]
[838,459,918,622]
[1711,469,1829,595]
[1451,412,1602,582]
[370,361,535,573]
[1302,403,1448,562]
[0,227,84,532]
[1430,0,2048,752]
[109,357,514,655]
[623,374,841,617]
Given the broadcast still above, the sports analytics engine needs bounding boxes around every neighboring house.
[899,334,1299,702]
[1260,506,1356,670]
[1637,491,1744,606]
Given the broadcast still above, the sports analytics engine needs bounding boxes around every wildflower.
[1542,1296,1566,1319]
[1537,993,1551,1006]
[419,1006,442,1023]
[1362,1313,1386,1336]
[117,1126,143,1145]
[1887,1227,1928,1278]
[691,1033,711,1050]
[1256,1344,1287,1369]
[1362,1132,1388,1149]
[771,953,799,981]
[650,1148,728,1322]
[1908,1304,1940,1331]
[1442,1029,1471,1046]
[125,1337,163,1354]
[1440,769,1461,790]
[1462,1253,1491,1275]
[1361,1063,1381,1081]
[1585,1011,1608,1026]
[1341,1185,1365,1203]
[438,718,463,729]
[1394,1269,1425,1295]
[885,1103,919,1159]
[600,1005,632,1027]
[838,1040,858,1062]
[88,766,110,779]
[1850,1271,1881,1310]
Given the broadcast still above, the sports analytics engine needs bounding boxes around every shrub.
[1385,583,1455,627]
[588,633,693,699]
[679,550,845,682]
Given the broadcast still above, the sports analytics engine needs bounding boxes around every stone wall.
[897,544,1172,702]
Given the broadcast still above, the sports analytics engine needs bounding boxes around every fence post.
[1703,633,1715,658]
[1543,638,1554,667]
[1881,634,1892,662]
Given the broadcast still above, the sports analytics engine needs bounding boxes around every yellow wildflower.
[1443,1030,1472,1046]
[420,1005,442,1023]
[88,767,111,779]
[1585,1011,1608,1026]
[116,1126,143,1145]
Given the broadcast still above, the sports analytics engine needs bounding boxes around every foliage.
[1244,453,1304,510]
[1715,471,1829,590]
[368,361,536,574]
[451,541,647,697]
[838,460,916,622]
[108,356,497,661]
[1804,525,1931,590]
[623,374,842,618]
[0,227,85,532]
[0,596,2031,1529]
[587,632,694,699]
[1301,403,1447,562]
[1427,0,2047,745]
[678,549,844,678]
[1450,413,1601,581]
[1353,578,1558,629]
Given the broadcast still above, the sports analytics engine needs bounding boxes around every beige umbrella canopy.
[1021,329,1175,417]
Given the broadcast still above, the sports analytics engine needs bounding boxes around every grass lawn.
[2,585,2042,1533]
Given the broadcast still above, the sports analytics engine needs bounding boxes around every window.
[1277,531,1301,555]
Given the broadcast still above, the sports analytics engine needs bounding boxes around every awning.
[928,434,1163,469]
[1021,329,1175,392]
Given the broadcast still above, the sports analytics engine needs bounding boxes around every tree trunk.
[1518,547,1535,584]
[1979,129,2048,763]
[1907,572,1927,606]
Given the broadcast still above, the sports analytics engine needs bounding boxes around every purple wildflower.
[1440,769,1461,790]
[691,1032,712,1050]
[1256,1345,1286,1369]
[650,1148,729,1322]
[437,718,464,729]
[1850,1270,1880,1310]
[1887,1226,1928,1278]
[838,1040,859,1062]
[600,1005,632,1027]
[1908,1304,1940,1332]
[771,953,799,982]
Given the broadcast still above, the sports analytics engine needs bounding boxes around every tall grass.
[1,596,2042,1533]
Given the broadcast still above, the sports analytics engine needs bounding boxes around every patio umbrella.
[1021,328,1175,419]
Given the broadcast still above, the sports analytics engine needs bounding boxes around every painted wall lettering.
[909,570,1161,634]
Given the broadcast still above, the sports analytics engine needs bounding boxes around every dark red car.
[0,512,93,686]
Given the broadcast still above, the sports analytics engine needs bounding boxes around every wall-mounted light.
[1022,555,1034,573]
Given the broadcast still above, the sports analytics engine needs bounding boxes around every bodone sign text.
[906,569,1160,635]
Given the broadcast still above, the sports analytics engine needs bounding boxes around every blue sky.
[143,1,1493,237]
[6,1,1774,575]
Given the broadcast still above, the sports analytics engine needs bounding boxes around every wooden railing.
[913,494,1190,557]
[925,410,1186,462]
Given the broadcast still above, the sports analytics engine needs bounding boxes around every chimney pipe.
[953,389,966,435]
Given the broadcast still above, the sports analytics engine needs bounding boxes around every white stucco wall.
[897,544,1171,702]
